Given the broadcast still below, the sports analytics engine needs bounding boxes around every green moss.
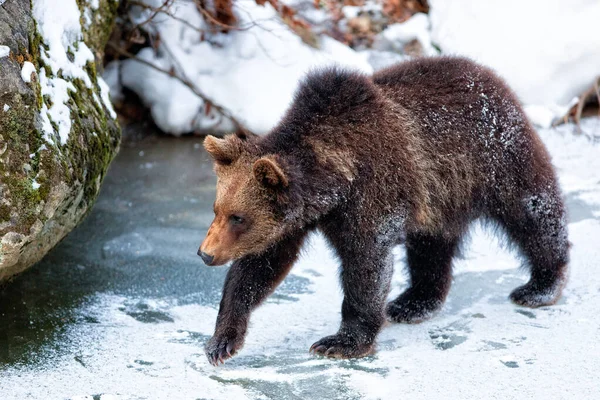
[0,94,52,234]
[49,118,59,135]
[57,54,120,207]
[85,61,98,82]
[0,0,120,281]
[76,0,119,59]
[66,48,76,62]
[1,175,42,229]
[0,205,11,222]
[43,94,53,108]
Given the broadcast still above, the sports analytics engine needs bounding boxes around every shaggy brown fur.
[199,56,569,366]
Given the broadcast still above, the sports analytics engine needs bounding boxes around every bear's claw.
[309,334,374,359]
[204,329,244,366]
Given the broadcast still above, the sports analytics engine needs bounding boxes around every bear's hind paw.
[309,334,374,359]
[510,281,563,308]
[386,295,443,324]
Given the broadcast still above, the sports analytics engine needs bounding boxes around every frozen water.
[1,119,600,399]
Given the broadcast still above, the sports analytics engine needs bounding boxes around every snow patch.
[20,61,36,83]
[32,0,101,145]
[102,61,123,104]
[0,45,9,58]
[98,77,117,119]
[374,13,437,56]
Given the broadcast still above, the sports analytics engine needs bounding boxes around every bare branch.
[107,41,251,135]
[128,0,210,33]
[131,0,175,31]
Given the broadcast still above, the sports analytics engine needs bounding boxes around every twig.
[131,0,175,31]
[573,76,600,129]
[107,41,251,134]
[129,0,210,33]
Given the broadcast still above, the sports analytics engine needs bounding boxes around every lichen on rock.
[0,0,120,282]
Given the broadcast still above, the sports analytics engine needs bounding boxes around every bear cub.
[199,56,569,365]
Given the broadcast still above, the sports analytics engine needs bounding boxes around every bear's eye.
[229,215,245,225]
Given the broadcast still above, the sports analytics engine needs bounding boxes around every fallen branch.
[573,77,600,126]
[107,41,251,135]
[557,76,600,131]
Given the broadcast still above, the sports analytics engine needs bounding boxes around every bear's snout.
[198,250,215,265]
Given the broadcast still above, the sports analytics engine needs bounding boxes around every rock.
[0,0,120,282]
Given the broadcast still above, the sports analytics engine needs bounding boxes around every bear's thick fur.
[200,56,569,365]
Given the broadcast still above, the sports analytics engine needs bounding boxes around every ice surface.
[0,119,599,399]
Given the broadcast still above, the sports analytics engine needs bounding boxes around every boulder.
[0,0,120,281]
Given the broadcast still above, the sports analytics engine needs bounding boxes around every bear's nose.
[198,250,214,265]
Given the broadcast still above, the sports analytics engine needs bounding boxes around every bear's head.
[198,134,290,266]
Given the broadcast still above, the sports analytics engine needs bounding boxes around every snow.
[429,0,600,128]
[373,13,437,56]
[0,45,9,58]
[102,60,123,104]
[98,77,117,119]
[112,1,600,134]
[31,0,102,145]
[116,0,372,135]
[20,61,36,82]
[3,104,10,112]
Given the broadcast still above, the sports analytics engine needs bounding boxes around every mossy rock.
[0,1,120,282]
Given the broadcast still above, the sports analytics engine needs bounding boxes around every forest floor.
[1,118,599,400]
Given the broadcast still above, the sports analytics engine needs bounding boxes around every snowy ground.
[1,119,600,399]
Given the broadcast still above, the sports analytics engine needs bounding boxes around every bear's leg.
[205,231,308,365]
[386,233,459,323]
[310,244,392,358]
[501,192,569,307]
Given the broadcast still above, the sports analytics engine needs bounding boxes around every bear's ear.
[253,156,289,189]
[204,135,242,164]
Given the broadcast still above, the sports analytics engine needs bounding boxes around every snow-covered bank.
[111,0,371,135]
[109,0,600,134]
[428,0,600,128]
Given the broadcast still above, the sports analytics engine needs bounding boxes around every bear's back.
[373,56,534,164]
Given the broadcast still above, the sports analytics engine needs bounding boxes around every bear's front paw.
[309,334,374,359]
[204,327,244,366]
[510,282,562,308]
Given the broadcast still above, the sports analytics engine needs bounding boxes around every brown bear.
[199,56,569,366]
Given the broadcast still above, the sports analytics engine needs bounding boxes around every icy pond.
[1,119,600,399]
